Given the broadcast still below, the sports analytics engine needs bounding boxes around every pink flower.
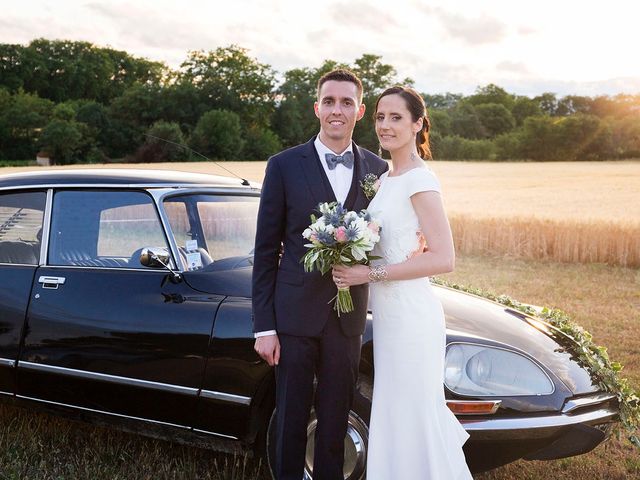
[367,222,380,234]
[310,233,318,243]
[335,226,348,243]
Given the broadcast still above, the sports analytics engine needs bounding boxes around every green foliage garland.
[431,277,640,448]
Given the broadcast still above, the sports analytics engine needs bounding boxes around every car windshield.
[163,193,259,271]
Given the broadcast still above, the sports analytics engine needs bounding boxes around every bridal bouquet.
[302,202,381,316]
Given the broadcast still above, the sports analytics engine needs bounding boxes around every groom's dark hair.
[317,69,363,103]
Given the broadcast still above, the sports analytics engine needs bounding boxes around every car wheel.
[266,407,369,480]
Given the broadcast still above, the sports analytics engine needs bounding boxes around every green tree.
[533,92,558,115]
[0,90,53,159]
[557,114,607,160]
[511,96,542,126]
[0,44,29,92]
[179,45,276,129]
[610,116,640,158]
[189,109,244,160]
[241,125,282,160]
[467,84,515,110]
[434,135,495,160]
[39,118,83,164]
[475,103,515,137]
[428,109,453,137]
[450,102,487,139]
[556,95,593,116]
[423,93,463,110]
[136,121,186,162]
[518,115,561,160]
[0,39,166,103]
[494,132,523,160]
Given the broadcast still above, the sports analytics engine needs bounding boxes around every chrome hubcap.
[304,410,368,480]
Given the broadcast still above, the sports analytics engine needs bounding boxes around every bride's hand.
[332,264,371,287]
[409,231,427,258]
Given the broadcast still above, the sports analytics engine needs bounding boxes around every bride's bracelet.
[368,264,388,283]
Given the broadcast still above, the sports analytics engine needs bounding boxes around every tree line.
[1,38,639,164]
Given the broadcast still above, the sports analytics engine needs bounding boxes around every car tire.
[266,404,370,480]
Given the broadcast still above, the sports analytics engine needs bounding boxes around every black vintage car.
[0,169,618,478]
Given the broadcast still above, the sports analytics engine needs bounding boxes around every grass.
[0,160,35,167]
[1,254,638,479]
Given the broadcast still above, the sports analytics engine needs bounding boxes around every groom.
[252,69,388,479]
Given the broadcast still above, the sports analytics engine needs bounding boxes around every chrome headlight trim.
[445,341,556,397]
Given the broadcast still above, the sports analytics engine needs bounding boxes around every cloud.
[517,25,537,35]
[419,6,507,45]
[496,61,530,75]
[329,1,400,30]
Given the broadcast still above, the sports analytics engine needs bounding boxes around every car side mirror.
[139,247,171,268]
[139,247,182,283]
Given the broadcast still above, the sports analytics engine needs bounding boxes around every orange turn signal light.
[446,400,501,415]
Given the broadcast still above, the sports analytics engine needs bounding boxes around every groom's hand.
[255,334,280,366]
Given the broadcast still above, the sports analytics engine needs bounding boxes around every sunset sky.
[3,0,640,96]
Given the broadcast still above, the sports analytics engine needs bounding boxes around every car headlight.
[445,343,554,396]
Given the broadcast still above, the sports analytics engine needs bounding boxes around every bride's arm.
[333,191,454,286]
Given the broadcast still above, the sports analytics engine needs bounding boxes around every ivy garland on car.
[431,277,640,448]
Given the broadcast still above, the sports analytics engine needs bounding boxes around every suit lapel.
[300,137,336,206]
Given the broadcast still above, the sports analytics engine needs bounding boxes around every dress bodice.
[368,167,441,265]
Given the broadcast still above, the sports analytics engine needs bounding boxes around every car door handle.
[38,276,66,289]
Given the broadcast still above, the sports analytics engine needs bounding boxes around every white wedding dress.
[366,167,473,480]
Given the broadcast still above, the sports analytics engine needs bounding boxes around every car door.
[0,190,46,396]
[16,189,222,428]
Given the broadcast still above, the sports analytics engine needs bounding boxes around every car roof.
[0,168,255,190]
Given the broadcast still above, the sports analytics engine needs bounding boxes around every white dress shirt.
[313,136,354,205]
[255,137,355,338]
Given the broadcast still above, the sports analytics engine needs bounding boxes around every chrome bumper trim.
[192,428,239,440]
[200,389,251,406]
[0,390,13,397]
[0,358,16,368]
[16,394,190,430]
[461,406,618,440]
[18,361,199,396]
[562,393,616,414]
[16,395,242,441]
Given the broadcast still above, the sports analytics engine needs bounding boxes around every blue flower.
[316,231,336,246]
[345,225,360,241]
[323,212,341,227]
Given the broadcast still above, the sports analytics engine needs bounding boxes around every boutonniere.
[360,173,381,200]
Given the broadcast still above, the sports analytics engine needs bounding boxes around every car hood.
[434,285,598,396]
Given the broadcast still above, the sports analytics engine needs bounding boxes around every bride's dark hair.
[374,86,432,160]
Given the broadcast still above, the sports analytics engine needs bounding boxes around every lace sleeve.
[407,168,441,196]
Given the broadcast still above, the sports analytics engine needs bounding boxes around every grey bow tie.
[325,151,354,170]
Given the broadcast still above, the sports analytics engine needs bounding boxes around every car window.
[49,190,169,268]
[164,194,258,271]
[0,191,46,265]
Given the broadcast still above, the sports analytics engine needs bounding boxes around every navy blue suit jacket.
[252,137,389,337]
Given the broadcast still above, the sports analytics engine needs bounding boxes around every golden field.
[4,160,639,267]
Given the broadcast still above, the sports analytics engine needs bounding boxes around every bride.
[332,86,473,479]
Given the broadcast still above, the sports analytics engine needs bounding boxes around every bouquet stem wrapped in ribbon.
[301,202,381,316]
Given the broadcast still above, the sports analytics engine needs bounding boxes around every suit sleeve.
[252,156,286,333]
